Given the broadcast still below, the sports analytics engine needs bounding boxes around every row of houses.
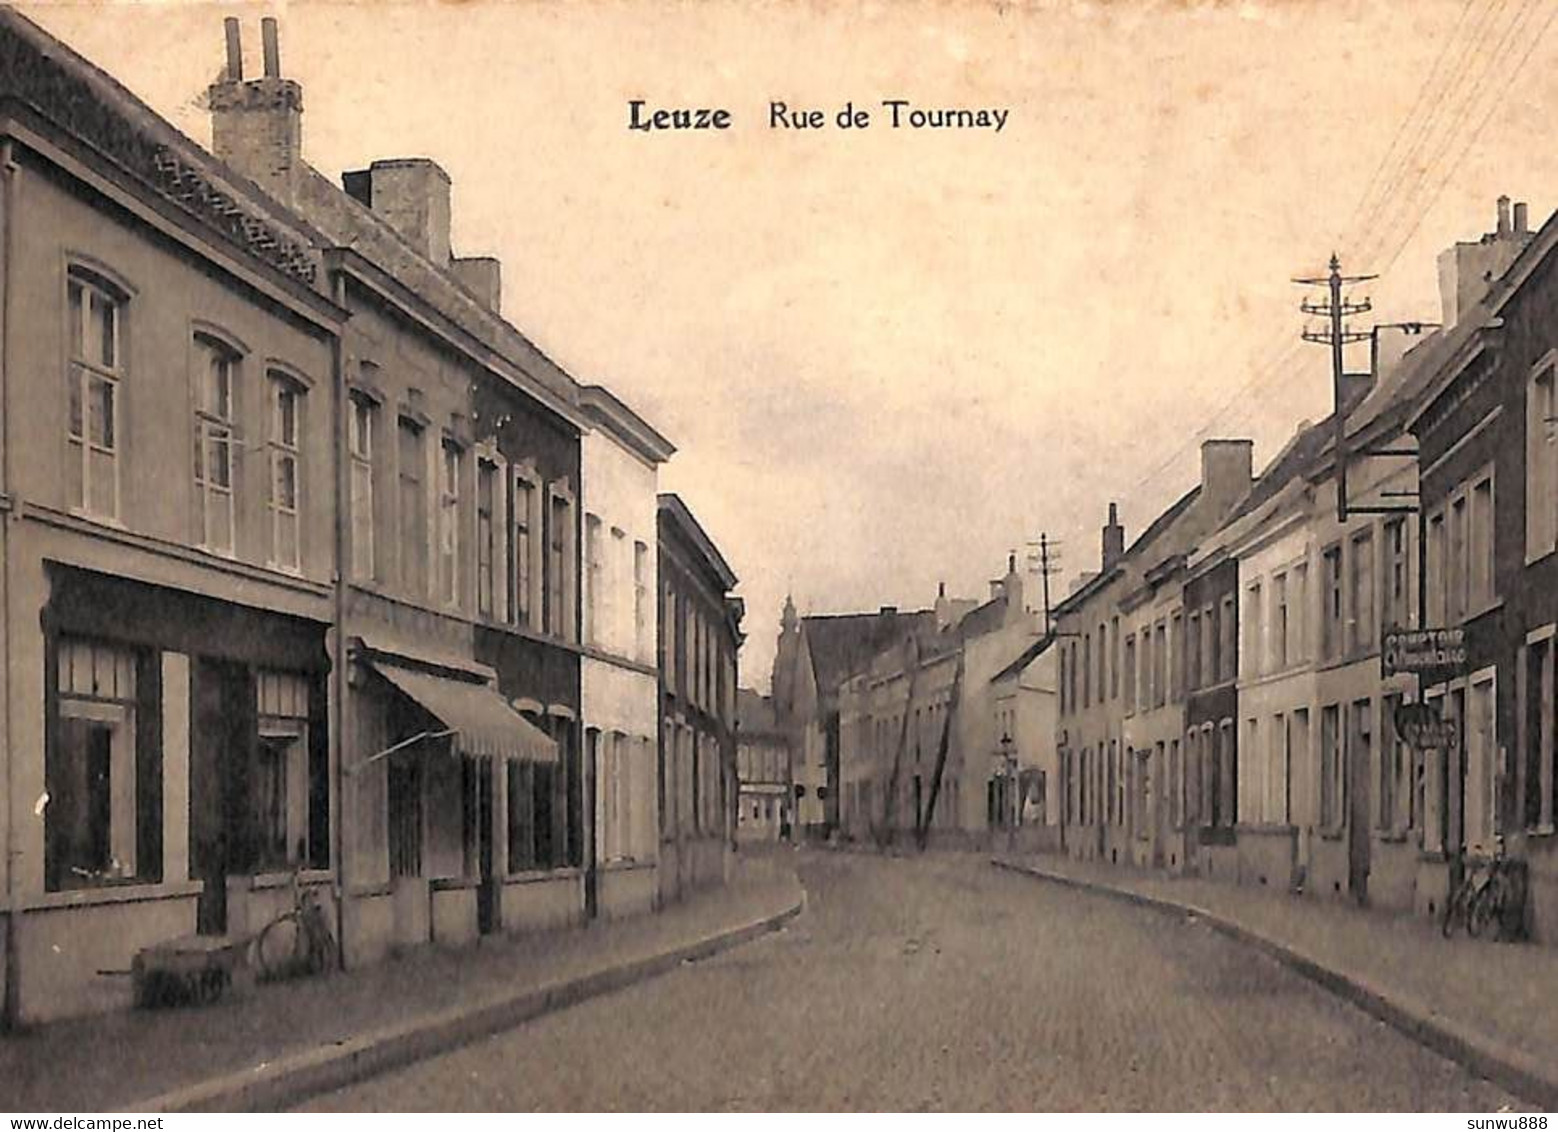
[1053,194,1558,945]
[760,558,1059,850]
[0,11,741,1025]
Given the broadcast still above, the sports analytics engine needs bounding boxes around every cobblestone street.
[300,849,1526,1111]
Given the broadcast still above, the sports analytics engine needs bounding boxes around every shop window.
[193,334,239,555]
[255,669,314,871]
[66,268,126,521]
[1523,635,1556,833]
[47,638,158,890]
[268,374,303,572]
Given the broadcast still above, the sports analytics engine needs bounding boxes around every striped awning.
[372,662,558,764]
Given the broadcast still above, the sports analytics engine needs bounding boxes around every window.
[1382,520,1409,633]
[349,395,376,580]
[1123,634,1137,711]
[398,417,428,596]
[513,473,538,628]
[1273,572,1289,670]
[476,458,500,619]
[66,270,125,520]
[547,490,571,639]
[1320,704,1342,829]
[1470,475,1495,610]
[1110,617,1120,699]
[255,670,313,871]
[193,335,239,554]
[1381,693,1403,832]
[1449,494,1468,620]
[1291,563,1309,662]
[1140,628,1152,710]
[1466,675,1497,853]
[1289,709,1309,828]
[1186,612,1200,690]
[438,441,462,607]
[1322,546,1343,661]
[1219,596,1236,683]
[585,514,604,646]
[1198,726,1215,826]
[1170,612,1182,701]
[1427,511,1446,625]
[1082,632,1091,709]
[1522,636,1555,833]
[1350,529,1375,653]
[634,541,650,659]
[1153,621,1167,708]
[1098,623,1107,699]
[1242,717,1260,824]
[268,375,302,571]
[1217,719,1235,827]
[1531,362,1558,559]
[47,638,154,890]
[1245,582,1263,678]
[1169,739,1182,828]
[1269,711,1288,825]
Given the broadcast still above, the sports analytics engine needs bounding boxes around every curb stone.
[129,888,806,1114]
[992,857,1558,1112]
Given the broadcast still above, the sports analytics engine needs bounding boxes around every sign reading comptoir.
[1381,626,1469,679]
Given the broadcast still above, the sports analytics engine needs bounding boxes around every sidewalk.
[995,852,1558,1110]
[1,852,803,1113]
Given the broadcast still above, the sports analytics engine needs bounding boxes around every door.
[190,658,251,936]
[476,760,498,935]
[1347,700,1372,903]
[584,731,599,920]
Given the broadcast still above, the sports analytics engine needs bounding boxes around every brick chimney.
[208,17,304,203]
[1200,438,1254,518]
[452,256,502,312]
[1437,195,1536,326]
[1101,502,1124,571]
[342,159,453,266]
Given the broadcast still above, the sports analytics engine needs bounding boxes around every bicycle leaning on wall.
[1441,837,1522,941]
[253,868,338,981]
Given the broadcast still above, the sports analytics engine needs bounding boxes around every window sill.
[502,866,582,885]
[601,858,656,873]
[28,878,203,911]
[1319,828,1345,842]
[1524,546,1556,569]
[245,868,333,891]
[1525,824,1557,840]
[1374,830,1411,844]
[430,875,480,892]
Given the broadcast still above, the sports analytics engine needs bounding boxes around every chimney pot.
[1515,201,1530,235]
[223,17,243,81]
[261,17,281,78]
[1498,195,1512,237]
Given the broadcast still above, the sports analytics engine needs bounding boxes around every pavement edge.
[129,883,807,1114]
[992,857,1558,1112]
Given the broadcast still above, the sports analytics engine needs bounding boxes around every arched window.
[193,332,241,554]
[66,266,129,519]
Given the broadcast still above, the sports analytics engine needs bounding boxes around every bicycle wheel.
[1468,880,1505,941]
[1441,883,1469,938]
[256,913,300,981]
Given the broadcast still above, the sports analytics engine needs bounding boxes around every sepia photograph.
[0,0,1556,1116]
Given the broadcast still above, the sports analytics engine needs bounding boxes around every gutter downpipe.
[2,138,22,1030]
[330,267,349,973]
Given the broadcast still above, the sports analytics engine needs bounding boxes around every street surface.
[301,849,1523,1111]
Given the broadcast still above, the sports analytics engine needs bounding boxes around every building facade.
[657,494,741,905]
[0,10,343,1022]
[735,690,790,842]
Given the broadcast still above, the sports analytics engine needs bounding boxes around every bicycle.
[1441,845,1520,941]
[254,869,338,981]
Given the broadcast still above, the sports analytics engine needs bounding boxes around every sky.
[18,0,1558,689]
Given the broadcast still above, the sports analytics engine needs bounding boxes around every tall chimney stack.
[223,17,242,81]
[1497,195,1512,237]
[1101,502,1125,571]
[208,19,304,203]
[1515,201,1530,235]
[261,16,281,78]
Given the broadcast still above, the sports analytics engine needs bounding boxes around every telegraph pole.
[1296,254,1377,522]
